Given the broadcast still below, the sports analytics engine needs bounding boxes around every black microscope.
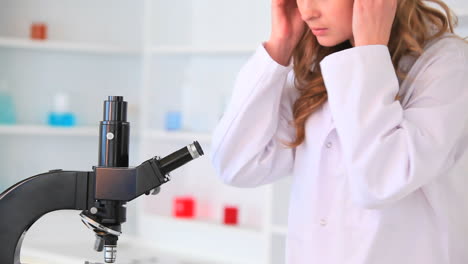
[0,96,204,264]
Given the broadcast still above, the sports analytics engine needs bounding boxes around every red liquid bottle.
[223,206,238,225]
[173,196,195,218]
[31,23,47,40]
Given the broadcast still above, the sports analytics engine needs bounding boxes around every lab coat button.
[320,219,327,226]
[326,142,332,148]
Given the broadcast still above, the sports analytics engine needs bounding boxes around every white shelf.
[0,37,256,56]
[0,125,214,144]
[0,124,98,137]
[22,248,83,264]
[271,224,288,236]
[21,208,253,264]
[0,1,280,263]
[0,37,138,55]
[151,46,256,55]
[143,129,212,143]
[455,8,468,17]
[138,215,264,264]
[151,214,262,234]
[22,235,220,264]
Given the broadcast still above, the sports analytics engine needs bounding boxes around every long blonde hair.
[283,0,468,148]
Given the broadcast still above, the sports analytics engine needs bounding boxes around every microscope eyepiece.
[99,96,130,167]
[159,141,204,175]
[193,141,204,156]
[103,96,127,122]
[108,96,123,102]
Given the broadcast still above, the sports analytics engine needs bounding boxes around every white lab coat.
[210,32,468,264]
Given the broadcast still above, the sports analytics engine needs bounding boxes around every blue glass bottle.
[0,81,16,125]
[47,93,76,127]
[48,112,76,126]
[165,111,182,131]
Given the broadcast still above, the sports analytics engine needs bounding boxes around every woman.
[210,0,468,263]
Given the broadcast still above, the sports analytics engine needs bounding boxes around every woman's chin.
[316,36,354,48]
[316,37,339,47]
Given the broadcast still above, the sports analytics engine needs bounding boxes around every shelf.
[138,215,264,264]
[0,37,256,56]
[271,224,288,236]
[152,214,262,234]
[151,46,256,55]
[143,129,212,143]
[22,235,217,264]
[0,1,286,263]
[0,125,214,143]
[22,248,82,264]
[0,37,139,55]
[0,124,98,137]
[21,209,256,264]
[455,8,468,17]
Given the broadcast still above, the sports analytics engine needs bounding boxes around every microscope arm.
[0,170,91,264]
[0,150,198,264]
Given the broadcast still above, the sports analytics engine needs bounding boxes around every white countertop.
[22,236,209,264]
[18,211,219,264]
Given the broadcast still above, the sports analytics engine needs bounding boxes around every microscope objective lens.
[104,245,117,263]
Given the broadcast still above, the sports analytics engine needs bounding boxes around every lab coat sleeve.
[319,44,468,209]
[209,43,298,187]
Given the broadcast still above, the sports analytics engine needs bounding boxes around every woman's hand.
[265,0,306,66]
[352,0,397,47]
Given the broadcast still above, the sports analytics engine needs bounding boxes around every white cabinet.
[0,0,280,264]
[0,1,467,264]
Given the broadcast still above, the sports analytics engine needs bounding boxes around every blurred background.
[0,0,467,264]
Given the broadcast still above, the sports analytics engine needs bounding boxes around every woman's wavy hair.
[283,0,468,148]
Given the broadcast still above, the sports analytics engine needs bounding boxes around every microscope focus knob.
[90,207,98,214]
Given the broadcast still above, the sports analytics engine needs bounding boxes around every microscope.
[0,96,204,264]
